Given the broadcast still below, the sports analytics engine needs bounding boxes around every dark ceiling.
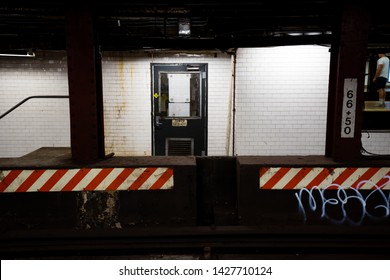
[0,1,388,52]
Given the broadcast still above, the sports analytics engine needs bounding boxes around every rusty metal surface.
[1,225,390,259]
[65,6,105,163]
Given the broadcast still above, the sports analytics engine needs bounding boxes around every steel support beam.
[325,3,369,161]
[65,4,105,163]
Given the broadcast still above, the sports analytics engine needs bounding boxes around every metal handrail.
[0,95,69,120]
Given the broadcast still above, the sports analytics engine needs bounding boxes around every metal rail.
[1,226,390,259]
[0,95,69,120]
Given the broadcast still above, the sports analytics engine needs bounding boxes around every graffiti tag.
[295,176,390,225]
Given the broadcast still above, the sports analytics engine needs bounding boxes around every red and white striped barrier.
[0,167,174,192]
[260,167,390,190]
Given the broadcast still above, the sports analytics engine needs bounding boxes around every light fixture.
[0,49,35,58]
[178,18,191,37]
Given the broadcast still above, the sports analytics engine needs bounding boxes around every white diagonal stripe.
[353,168,378,190]
[0,170,11,180]
[296,168,325,189]
[341,168,367,188]
[160,174,174,190]
[317,167,346,188]
[28,170,56,192]
[364,168,390,190]
[259,167,280,187]
[272,168,300,190]
[51,169,79,192]
[94,168,124,191]
[137,168,167,190]
[4,170,33,192]
[117,167,146,190]
[74,168,101,191]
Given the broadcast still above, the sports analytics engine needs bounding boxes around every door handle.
[155,116,163,127]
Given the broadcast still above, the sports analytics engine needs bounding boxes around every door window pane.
[158,72,201,118]
[190,73,201,117]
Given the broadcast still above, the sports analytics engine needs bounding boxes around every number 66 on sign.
[341,78,357,138]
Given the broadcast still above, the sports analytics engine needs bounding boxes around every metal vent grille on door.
[166,138,194,156]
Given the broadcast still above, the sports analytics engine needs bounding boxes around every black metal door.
[152,63,207,156]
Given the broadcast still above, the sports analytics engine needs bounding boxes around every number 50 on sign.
[341,78,357,138]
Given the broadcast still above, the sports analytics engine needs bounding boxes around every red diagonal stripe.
[375,170,390,190]
[326,167,358,190]
[84,168,114,191]
[150,168,173,190]
[261,168,291,190]
[129,167,157,190]
[259,167,270,178]
[106,168,135,191]
[39,169,68,192]
[282,168,312,190]
[351,167,381,189]
[306,168,334,189]
[61,169,90,192]
[0,170,23,192]
[16,170,46,192]
[332,167,358,186]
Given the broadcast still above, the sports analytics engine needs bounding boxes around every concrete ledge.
[237,155,390,167]
[2,149,390,230]
[236,156,390,226]
[0,147,196,169]
[0,148,198,229]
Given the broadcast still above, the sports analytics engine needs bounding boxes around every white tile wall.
[235,45,331,155]
[361,131,390,156]
[1,47,390,158]
[101,51,232,156]
[0,51,70,157]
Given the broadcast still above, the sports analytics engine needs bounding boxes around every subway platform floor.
[1,147,390,168]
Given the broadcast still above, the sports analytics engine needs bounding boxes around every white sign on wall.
[341,78,357,138]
